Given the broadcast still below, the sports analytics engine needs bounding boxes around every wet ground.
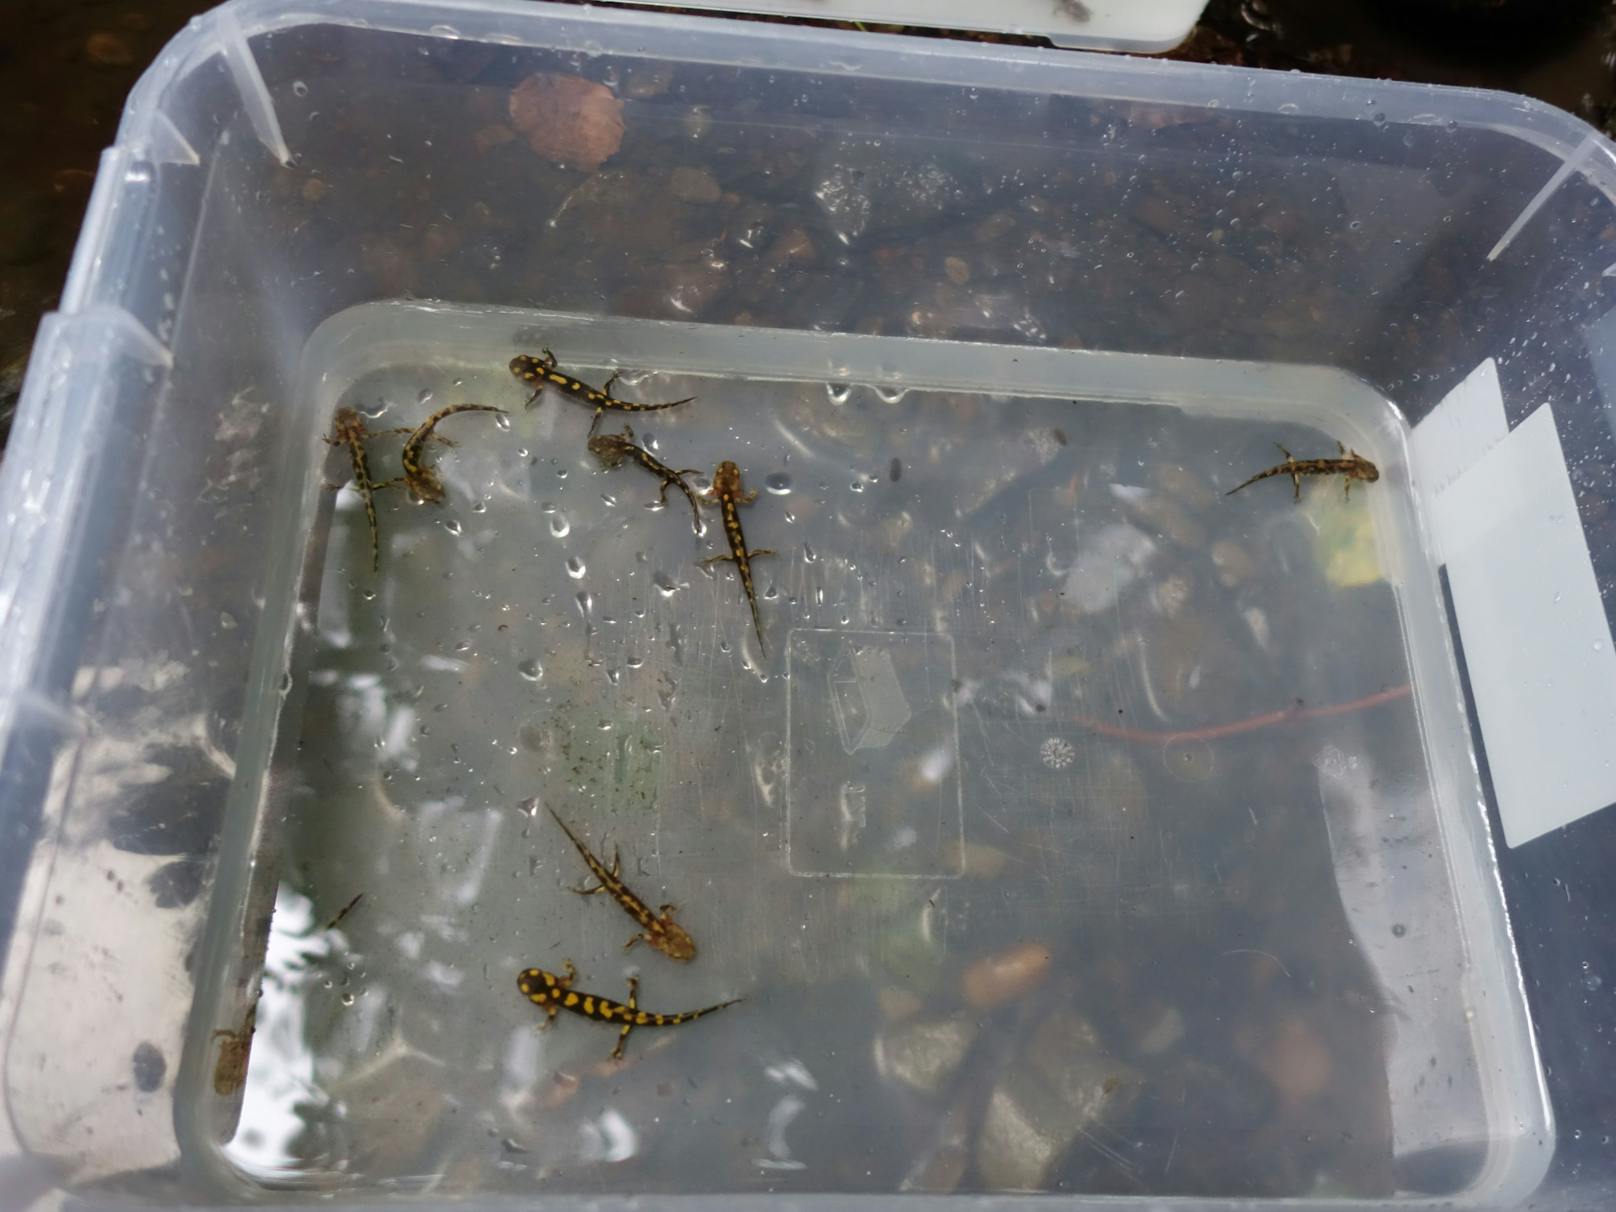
[3,0,1616,452]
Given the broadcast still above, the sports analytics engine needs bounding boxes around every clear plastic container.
[607,0,1212,52]
[2,1,1614,1208]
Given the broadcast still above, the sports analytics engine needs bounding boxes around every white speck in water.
[550,515,571,538]
[219,612,237,630]
[766,474,792,495]
[566,556,587,578]
[291,80,309,97]
[517,659,544,682]
[443,517,463,536]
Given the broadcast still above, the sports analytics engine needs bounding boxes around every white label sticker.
[1420,394,1616,847]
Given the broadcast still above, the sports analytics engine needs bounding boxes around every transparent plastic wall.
[0,1,1612,1208]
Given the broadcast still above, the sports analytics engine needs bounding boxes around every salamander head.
[711,460,744,497]
[587,431,632,468]
[331,406,366,439]
[656,919,698,962]
[517,967,555,1006]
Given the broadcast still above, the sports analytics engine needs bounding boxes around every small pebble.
[876,1016,977,1093]
[472,123,516,156]
[669,166,721,204]
[1211,539,1256,586]
[943,256,971,285]
[301,177,327,203]
[962,941,1053,1010]
[509,72,623,170]
[86,32,135,66]
[876,987,923,1020]
[1253,1016,1333,1107]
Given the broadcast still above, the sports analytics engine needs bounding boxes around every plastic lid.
[599,0,1211,53]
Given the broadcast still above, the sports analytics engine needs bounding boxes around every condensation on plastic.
[0,0,1613,1209]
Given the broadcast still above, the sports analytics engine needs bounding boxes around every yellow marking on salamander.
[515,966,741,1059]
[509,347,694,436]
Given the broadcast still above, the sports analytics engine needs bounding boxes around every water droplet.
[418,387,434,405]
[653,572,680,597]
[219,612,237,630]
[566,556,587,578]
[550,515,571,538]
[279,671,294,695]
[626,655,644,669]
[765,473,792,495]
[518,796,541,816]
[340,992,356,1006]
[518,659,543,682]
[471,500,487,513]
[803,542,818,563]
[874,385,905,404]
[575,591,593,619]
[849,478,866,494]
[494,412,512,431]
[292,80,309,98]
[443,517,463,536]
[606,668,622,685]
[826,382,852,404]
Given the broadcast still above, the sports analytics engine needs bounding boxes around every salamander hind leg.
[612,977,640,1058]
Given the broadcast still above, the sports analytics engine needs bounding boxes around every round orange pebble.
[961,941,1053,1010]
[508,72,624,171]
